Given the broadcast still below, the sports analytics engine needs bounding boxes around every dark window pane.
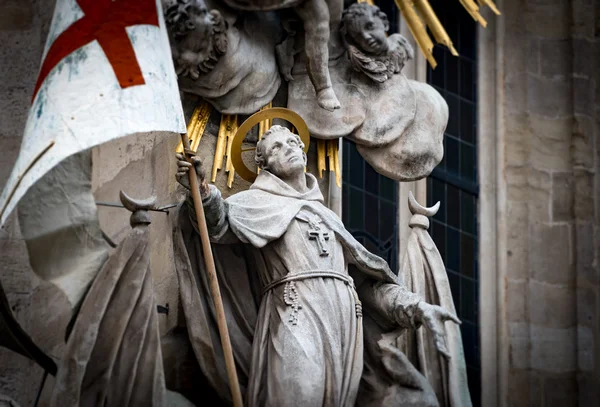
[446,137,460,175]
[460,59,474,101]
[461,278,476,323]
[447,184,460,229]
[461,191,474,234]
[380,200,396,242]
[461,100,475,143]
[446,228,460,272]
[380,174,396,202]
[446,51,459,94]
[348,143,364,188]
[461,233,474,278]
[365,163,379,195]
[349,187,364,230]
[445,93,460,137]
[365,194,379,238]
[460,143,474,182]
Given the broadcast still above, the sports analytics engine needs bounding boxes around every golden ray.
[459,0,488,27]
[224,115,239,188]
[212,114,229,182]
[395,0,437,68]
[317,139,327,178]
[414,0,458,56]
[176,102,212,154]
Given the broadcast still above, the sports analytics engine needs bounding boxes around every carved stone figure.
[164,0,282,114]
[340,3,414,83]
[289,3,448,181]
[173,125,460,406]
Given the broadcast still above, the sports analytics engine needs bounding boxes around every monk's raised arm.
[186,185,240,244]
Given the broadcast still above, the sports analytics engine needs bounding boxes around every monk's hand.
[175,152,210,198]
[414,302,461,359]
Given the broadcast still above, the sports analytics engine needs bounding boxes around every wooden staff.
[180,132,243,407]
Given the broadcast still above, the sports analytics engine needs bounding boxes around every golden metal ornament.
[395,0,437,68]
[413,0,458,56]
[176,102,212,154]
[478,0,501,15]
[230,108,310,183]
[459,0,488,27]
[317,139,327,178]
[212,114,237,183]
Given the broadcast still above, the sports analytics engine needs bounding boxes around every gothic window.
[342,140,399,273]
[426,0,480,405]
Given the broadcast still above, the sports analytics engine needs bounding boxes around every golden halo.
[231,107,310,183]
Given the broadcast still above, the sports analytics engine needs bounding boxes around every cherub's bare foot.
[317,87,341,111]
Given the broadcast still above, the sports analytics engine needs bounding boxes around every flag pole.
[180,132,243,407]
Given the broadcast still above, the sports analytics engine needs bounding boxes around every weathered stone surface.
[539,39,571,79]
[525,2,571,40]
[573,38,594,79]
[542,374,578,405]
[530,223,572,286]
[528,279,576,328]
[0,0,33,30]
[527,75,572,118]
[572,115,595,170]
[528,168,552,222]
[508,322,530,370]
[507,202,529,280]
[573,77,595,117]
[529,115,572,171]
[577,325,595,372]
[575,223,597,285]
[530,325,577,373]
[574,170,594,220]
[507,279,527,322]
[551,172,573,222]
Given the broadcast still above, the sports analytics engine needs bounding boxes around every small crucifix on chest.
[307,216,330,257]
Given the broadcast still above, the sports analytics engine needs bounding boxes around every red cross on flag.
[0,0,186,225]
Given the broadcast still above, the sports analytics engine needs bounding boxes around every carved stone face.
[259,130,306,178]
[347,9,389,55]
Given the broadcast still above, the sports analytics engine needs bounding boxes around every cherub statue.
[340,2,414,83]
[164,0,228,79]
[288,3,448,182]
[173,124,459,406]
[163,0,282,114]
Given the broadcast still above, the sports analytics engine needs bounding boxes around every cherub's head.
[341,3,390,55]
[164,0,228,79]
[255,125,306,178]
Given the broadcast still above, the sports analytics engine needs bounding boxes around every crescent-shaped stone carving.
[408,190,440,217]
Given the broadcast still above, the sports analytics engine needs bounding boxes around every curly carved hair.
[340,3,390,40]
[255,125,306,170]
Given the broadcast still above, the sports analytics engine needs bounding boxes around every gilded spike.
[317,139,327,178]
[459,0,488,27]
[212,115,229,182]
[413,0,459,56]
[224,115,239,188]
[395,0,437,68]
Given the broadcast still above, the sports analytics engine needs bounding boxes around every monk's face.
[349,11,388,55]
[262,130,306,178]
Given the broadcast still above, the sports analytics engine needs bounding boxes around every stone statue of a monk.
[173,125,461,406]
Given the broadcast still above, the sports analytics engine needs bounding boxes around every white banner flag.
[0,0,185,225]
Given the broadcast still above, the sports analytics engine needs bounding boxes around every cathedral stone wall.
[0,0,598,406]
[500,0,600,405]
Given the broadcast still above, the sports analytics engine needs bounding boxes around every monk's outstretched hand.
[175,152,210,198]
[414,302,461,359]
